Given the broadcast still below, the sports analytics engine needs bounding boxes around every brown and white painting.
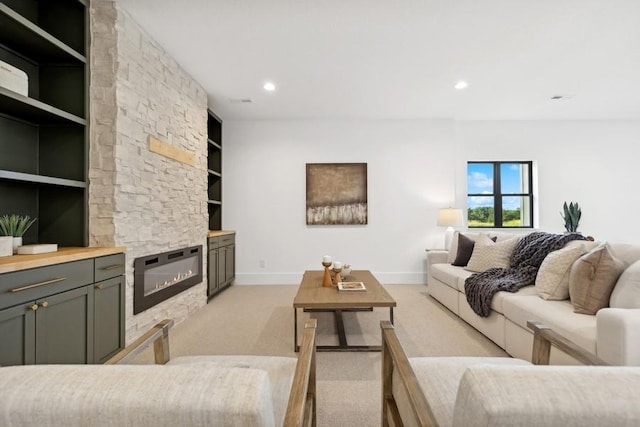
[306,163,368,225]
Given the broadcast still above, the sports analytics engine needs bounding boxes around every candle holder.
[322,261,333,287]
[332,266,343,286]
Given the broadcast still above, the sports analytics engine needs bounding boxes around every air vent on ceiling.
[228,98,253,104]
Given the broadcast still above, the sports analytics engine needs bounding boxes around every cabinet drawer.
[219,234,235,246]
[208,237,220,249]
[94,253,125,282]
[0,260,94,310]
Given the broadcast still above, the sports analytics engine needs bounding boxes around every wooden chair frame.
[106,318,317,427]
[380,319,608,427]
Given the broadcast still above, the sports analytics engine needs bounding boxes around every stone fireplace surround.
[89,1,209,343]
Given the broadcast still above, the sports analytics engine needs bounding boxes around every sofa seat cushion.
[431,263,474,290]
[489,286,538,314]
[453,365,640,427]
[0,364,276,427]
[168,355,297,425]
[503,295,596,354]
[394,357,530,426]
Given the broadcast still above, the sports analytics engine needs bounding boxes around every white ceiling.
[114,0,640,121]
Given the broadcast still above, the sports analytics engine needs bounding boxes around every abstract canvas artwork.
[306,163,368,225]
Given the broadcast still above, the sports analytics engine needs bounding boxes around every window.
[467,161,533,228]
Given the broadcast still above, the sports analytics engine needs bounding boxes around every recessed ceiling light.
[263,82,276,92]
[454,81,468,90]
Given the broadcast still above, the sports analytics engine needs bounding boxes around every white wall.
[223,119,640,285]
[456,120,640,243]
[223,120,455,284]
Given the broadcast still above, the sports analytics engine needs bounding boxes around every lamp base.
[444,226,455,250]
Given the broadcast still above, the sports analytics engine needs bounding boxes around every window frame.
[467,160,534,229]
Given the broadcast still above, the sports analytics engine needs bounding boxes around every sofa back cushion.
[536,242,591,300]
[608,243,640,266]
[569,244,626,314]
[610,260,640,308]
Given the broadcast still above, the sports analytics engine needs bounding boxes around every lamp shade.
[437,208,463,227]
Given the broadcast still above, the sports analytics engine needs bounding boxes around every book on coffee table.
[338,281,366,292]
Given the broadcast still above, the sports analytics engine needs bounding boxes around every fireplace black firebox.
[134,245,203,314]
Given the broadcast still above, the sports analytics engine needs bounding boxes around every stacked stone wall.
[90,1,208,342]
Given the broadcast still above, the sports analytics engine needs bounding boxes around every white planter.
[0,236,12,257]
[12,236,22,254]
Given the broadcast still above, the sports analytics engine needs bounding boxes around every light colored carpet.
[134,284,507,426]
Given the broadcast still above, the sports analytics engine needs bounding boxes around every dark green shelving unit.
[207,109,222,230]
[0,0,88,247]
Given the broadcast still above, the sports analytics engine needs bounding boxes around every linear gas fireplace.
[134,245,203,314]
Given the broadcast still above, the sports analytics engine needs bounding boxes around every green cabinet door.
[208,248,219,297]
[0,303,36,366]
[225,244,235,283]
[217,247,227,288]
[94,276,125,364]
[35,285,94,364]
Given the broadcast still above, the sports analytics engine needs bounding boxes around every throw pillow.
[447,232,483,264]
[536,243,588,300]
[465,235,520,273]
[452,234,497,267]
[609,260,640,308]
[569,244,626,315]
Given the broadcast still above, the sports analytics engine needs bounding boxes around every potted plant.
[0,214,37,253]
[561,202,581,233]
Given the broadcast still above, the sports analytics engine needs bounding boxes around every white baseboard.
[234,272,427,285]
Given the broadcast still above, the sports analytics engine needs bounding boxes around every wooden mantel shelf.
[0,247,126,274]
[207,230,235,238]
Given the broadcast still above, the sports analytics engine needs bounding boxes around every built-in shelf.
[0,88,86,125]
[207,109,222,230]
[0,4,85,63]
[0,0,88,247]
[0,170,86,188]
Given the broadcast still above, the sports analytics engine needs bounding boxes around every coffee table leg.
[294,307,299,352]
[334,309,348,347]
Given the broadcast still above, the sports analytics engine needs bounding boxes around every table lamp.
[437,208,463,250]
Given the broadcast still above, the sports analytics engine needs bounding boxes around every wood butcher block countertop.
[0,247,126,274]
[207,230,235,238]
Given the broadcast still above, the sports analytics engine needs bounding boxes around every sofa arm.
[426,250,448,268]
[597,308,640,366]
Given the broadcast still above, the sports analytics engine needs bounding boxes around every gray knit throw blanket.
[464,231,587,317]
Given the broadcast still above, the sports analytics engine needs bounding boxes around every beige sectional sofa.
[427,230,640,365]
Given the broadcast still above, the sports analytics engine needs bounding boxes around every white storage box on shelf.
[0,60,28,96]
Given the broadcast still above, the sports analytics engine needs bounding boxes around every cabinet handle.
[28,304,38,311]
[40,301,49,308]
[101,264,123,271]
[10,277,66,293]
[95,284,104,290]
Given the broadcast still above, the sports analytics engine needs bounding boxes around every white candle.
[322,255,331,263]
[333,261,342,269]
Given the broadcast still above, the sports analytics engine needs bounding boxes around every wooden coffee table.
[293,270,396,352]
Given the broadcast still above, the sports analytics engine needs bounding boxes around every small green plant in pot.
[561,202,581,233]
[0,214,37,237]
